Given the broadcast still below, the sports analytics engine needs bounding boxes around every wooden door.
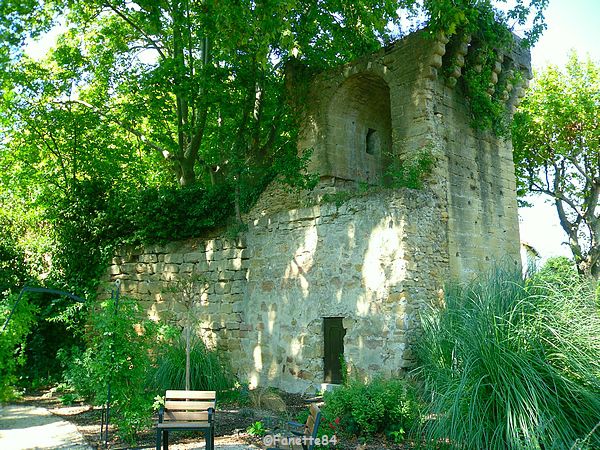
[323,317,345,384]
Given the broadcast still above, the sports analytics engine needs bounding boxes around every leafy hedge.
[128,183,234,244]
[322,378,421,442]
[60,297,158,443]
[0,294,38,401]
[45,180,236,295]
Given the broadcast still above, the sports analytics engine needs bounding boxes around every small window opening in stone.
[366,128,377,155]
[323,317,346,384]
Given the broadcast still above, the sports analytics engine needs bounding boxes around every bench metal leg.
[206,427,214,450]
[162,429,169,450]
[156,427,161,450]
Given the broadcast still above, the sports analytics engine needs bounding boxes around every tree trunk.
[185,324,191,391]
[178,158,196,186]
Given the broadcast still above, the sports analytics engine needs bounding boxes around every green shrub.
[416,268,600,449]
[60,296,156,444]
[151,335,236,395]
[528,256,580,289]
[0,293,38,401]
[130,183,234,244]
[322,378,421,440]
[0,214,30,292]
[247,420,267,436]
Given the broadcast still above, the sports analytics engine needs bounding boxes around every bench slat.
[166,390,216,400]
[165,400,215,411]
[164,411,210,421]
[157,421,211,429]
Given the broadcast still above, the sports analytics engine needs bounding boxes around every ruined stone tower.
[104,29,531,393]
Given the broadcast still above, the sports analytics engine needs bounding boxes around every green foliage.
[152,335,236,394]
[0,294,38,401]
[386,148,435,190]
[129,184,234,244]
[321,191,355,208]
[58,392,79,406]
[322,378,421,440]
[20,305,85,385]
[416,268,600,449]
[0,215,30,292]
[60,296,157,444]
[461,51,512,135]
[425,0,547,134]
[528,256,580,289]
[513,54,600,279]
[247,420,267,437]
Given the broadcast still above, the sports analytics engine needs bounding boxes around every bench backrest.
[163,390,216,423]
[305,404,321,449]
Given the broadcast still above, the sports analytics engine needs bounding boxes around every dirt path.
[0,403,261,450]
[0,404,92,450]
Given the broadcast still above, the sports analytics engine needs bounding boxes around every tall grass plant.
[416,268,600,449]
[152,335,236,394]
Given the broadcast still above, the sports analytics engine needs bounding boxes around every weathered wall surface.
[102,189,447,393]
[239,189,446,392]
[426,37,530,279]
[298,30,529,279]
[102,29,530,393]
[103,238,250,352]
[301,32,439,186]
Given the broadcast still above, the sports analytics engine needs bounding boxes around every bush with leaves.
[0,215,30,292]
[61,296,157,444]
[0,294,38,401]
[129,183,235,244]
[528,256,581,289]
[322,378,421,441]
[416,268,600,449]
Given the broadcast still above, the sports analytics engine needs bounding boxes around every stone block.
[120,263,136,274]
[164,253,183,264]
[184,252,203,263]
[226,322,240,330]
[215,282,231,295]
[139,254,157,263]
[180,263,194,273]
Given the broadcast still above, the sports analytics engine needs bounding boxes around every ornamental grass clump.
[416,268,600,449]
[152,335,236,393]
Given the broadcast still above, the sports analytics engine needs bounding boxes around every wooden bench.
[267,403,322,450]
[156,390,216,450]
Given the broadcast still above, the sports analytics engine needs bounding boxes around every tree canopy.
[0,0,549,293]
[513,54,600,280]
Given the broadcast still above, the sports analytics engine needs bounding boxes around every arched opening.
[327,73,392,184]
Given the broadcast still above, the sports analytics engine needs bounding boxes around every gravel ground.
[0,404,92,450]
[0,403,262,450]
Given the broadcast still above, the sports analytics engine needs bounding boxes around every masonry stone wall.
[102,189,447,393]
[297,29,529,279]
[239,189,446,392]
[102,29,530,393]
[103,238,250,352]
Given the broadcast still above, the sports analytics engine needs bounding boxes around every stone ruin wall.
[427,34,530,279]
[101,189,447,393]
[294,30,529,278]
[100,29,529,393]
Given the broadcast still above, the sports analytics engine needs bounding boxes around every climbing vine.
[428,0,545,134]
